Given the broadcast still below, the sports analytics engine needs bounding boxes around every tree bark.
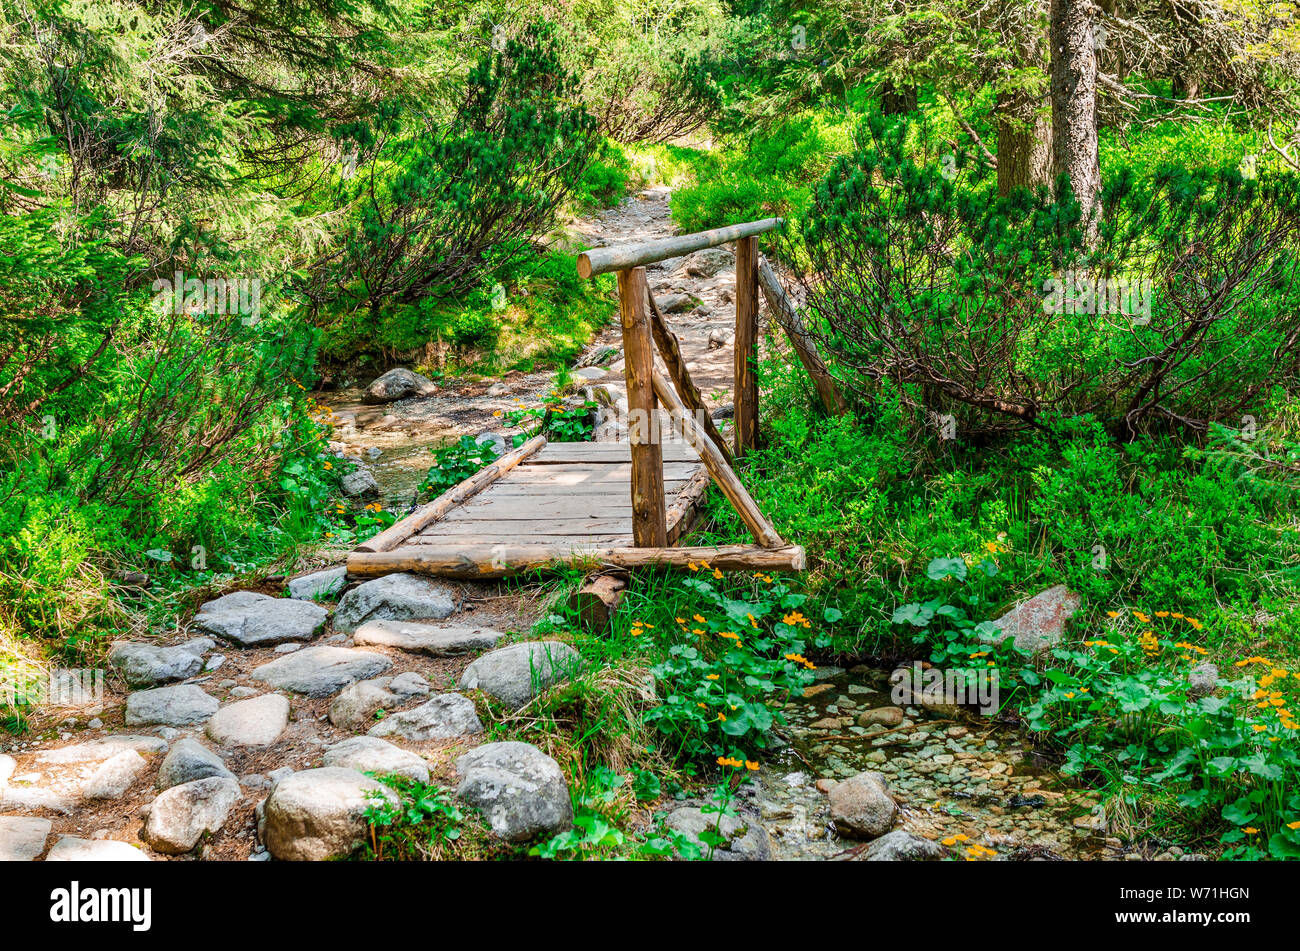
[1171,71,1201,101]
[1050,0,1102,242]
[996,92,1054,195]
[882,82,918,114]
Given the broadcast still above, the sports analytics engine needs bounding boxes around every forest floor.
[0,187,1162,862]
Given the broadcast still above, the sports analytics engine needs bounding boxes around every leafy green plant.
[529,766,628,860]
[643,567,825,763]
[419,436,502,497]
[890,555,1006,667]
[503,390,597,443]
[1016,615,1300,859]
[360,776,464,861]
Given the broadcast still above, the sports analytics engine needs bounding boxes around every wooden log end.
[576,253,594,280]
[568,572,629,632]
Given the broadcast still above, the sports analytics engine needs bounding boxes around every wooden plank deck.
[411,439,703,549]
[347,435,805,579]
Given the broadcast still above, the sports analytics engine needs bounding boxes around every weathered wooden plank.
[452,496,670,518]
[348,543,807,579]
[425,516,637,535]
[577,218,783,278]
[404,534,634,547]
[734,234,760,455]
[530,442,699,464]
[357,435,547,553]
[452,500,640,517]
[506,462,703,485]
[473,480,690,498]
[618,265,668,548]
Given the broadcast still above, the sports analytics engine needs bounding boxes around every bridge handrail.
[576,217,783,279]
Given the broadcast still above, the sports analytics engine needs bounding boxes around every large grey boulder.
[82,749,147,800]
[108,637,213,687]
[259,767,397,861]
[206,693,291,747]
[1189,662,1219,699]
[829,771,897,839]
[250,646,392,698]
[982,584,1081,654]
[193,591,328,647]
[363,367,438,405]
[288,566,348,601]
[857,829,945,861]
[35,735,167,764]
[663,806,771,861]
[455,742,572,843]
[124,684,219,727]
[1,785,73,814]
[158,738,235,790]
[341,466,379,499]
[389,672,431,697]
[0,816,51,861]
[458,641,582,709]
[45,836,151,861]
[142,776,241,854]
[352,620,503,656]
[323,737,430,783]
[656,292,693,313]
[368,693,483,742]
[333,574,457,633]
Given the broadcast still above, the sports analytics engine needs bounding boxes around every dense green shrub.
[573,142,634,211]
[332,20,600,315]
[703,363,1300,650]
[801,111,1300,440]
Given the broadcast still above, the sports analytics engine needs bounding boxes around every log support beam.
[347,544,807,580]
[617,266,668,548]
[734,235,760,455]
[756,255,847,417]
[651,369,784,548]
[646,287,732,465]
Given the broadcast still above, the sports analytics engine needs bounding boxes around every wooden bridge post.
[617,266,668,547]
[734,235,760,455]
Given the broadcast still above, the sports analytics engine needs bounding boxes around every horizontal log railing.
[576,217,783,279]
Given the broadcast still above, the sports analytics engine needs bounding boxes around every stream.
[757,665,1141,861]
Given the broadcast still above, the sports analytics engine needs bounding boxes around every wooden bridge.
[346,217,843,593]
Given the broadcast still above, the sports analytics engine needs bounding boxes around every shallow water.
[758,665,1116,861]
